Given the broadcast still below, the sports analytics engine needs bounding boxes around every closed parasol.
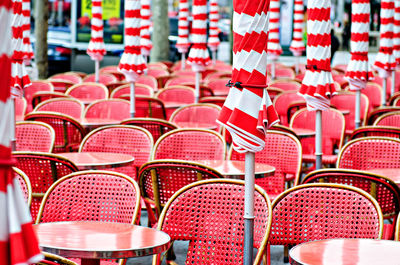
[267,0,282,79]
[140,0,152,59]
[289,0,305,74]
[207,0,220,65]
[176,0,190,70]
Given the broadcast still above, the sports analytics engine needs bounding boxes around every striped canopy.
[176,0,190,54]
[86,0,106,61]
[140,0,152,56]
[207,0,220,52]
[267,0,282,60]
[289,0,305,56]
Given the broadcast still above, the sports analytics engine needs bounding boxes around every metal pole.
[295,57,300,75]
[212,50,217,66]
[392,70,396,97]
[95,60,100,83]
[382,77,387,106]
[195,71,200,103]
[11,98,16,151]
[181,54,186,70]
[130,82,135,117]
[315,110,322,169]
[57,0,63,26]
[271,61,276,80]
[243,151,255,265]
[355,90,361,128]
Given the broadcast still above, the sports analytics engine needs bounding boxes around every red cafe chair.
[389,91,400,105]
[65,82,109,105]
[136,75,158,90]
[135,96,167,120]
[106,81,129,93]
[269,79,301,91]
[65,71,87,78]
[273,90,305,126]
[49,73,82,84]
[25,80,54,112]
[148,62,169,70]
[15,121,55,152]
[206,78,230,96]
[110,83,154,98]
[13,167,32,206]
[15,97,27,121]
[165,76,196,87]
[99,68,125,81]
[349,126,400,140]
[47,79,75,93]
[204,71,232,82]
[332,73,349,89]
[345,82,382,113]
[33,97,84,121]
[84,99,131,120]
[155,85,196,119]
[274,67,296,79]
[31,92,70,110]
[374,111,400,128]
[121,117,177,142]
[367,106,400,125]
[199,96,226,107]
[82,73,118,85]
[171,69,196,78]
[147,67,170,78]
[35,252,78,265]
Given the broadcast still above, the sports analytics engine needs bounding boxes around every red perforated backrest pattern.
[170,105,221,131]
[85,100,131,120]
[135,97,167,120]
[270,186,381,245]
[36,100,83,120]
[147,68,169,78]
[273,92,304,126]
[25,81,53,112]
[375,114,400,128]
[165,76,196,87]
[160,182,270,264]
[207,78,230,96]
[121,120,177,142]
[157,87,195,104]
[363,83,382,111]
[350,127,400,140]
[67,84,107,101]
[136,75,157,89]
[51,74,82,84]
[15,123,54,152]
[15,172,29,204]
[83,74,117,85]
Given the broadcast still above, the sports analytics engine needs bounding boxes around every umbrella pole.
[195,71,200,103]
[271,61,276,80]
[315,110,322,169]
[95,60,100,83]
[392,70,396,97]
[212,50,217,66]
[57,0,63,25]
[130,82,135,117]
[382,77,387,106]
[181,54,186,70]
[243,151,255,265]
[355,90,361,129]
[11,98,16,151]
[295,57,300,75]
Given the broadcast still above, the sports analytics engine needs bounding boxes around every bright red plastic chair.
[15,121,55,152]
[121,118,177,142]
[136,75,158,90]
[13,151,78,221]
[332,73,349,89]
[82,73,118,85]
[273,91,305,126]
[350,126,400,140]
[99,69,125,81]
[49,73,82,84]
[83,99,131,121]
[106,81,129,93]
[156,85,196,119]
[47,79,75,93]
[65,82,109,104]
[110,83,154,98]
[25,112,86,153]
[33,97,84,120]
[147,67,170,78]
[31,92,70,110]
[290,108,345,167]
[13,167,32,206]
[151,128,226,161]
[164,76,196,87]
[153,179,272,265]
[229,131,302,200]
[204,71,232,82]
[25,80,54,112]
[198,96,226,107]
[269,79,301,91]
[273,67,296,79]
[135,96,167,120]
[15,97,27,120]
[206,78,230,96]
[358,82,383,112]
[79,125,153,179]
[374,111,400,128]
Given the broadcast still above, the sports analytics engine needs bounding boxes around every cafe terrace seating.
[14,167,32,206]
[121,118,177,142]
[33,97,85,120]
[15,121,55,153]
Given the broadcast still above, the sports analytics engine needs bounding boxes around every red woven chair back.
[229,131,302,199]
[25,112,86,153]
[110,83,153,98]
[48,79,75,93]
[149,62,170,69]
[136,75,158,89]
[15,121,55,152]
[13,152,78,220]
[362,82,383,112]
[15,97,26,121]
[65,82,109,102]
[31,92,70,110]
[121,118,177,142]
[269,79,301,91]
[350,126,400,140]
[371,75,392,102]
[156,86,195,104]
[80,125,153,179]
[207,78,230,96]
[169,103,221,131]
[99,69,125,81]
[154,179,272,265]
[34,98,84,120]
[374,111,400,128]
[172,69,196,77]
[269,183,383,246]
[82,73,118,85]
[135,96,167,120]
[367,106,400,125]
[14,167,32,206]
[165,76,195,87]
[273,91,305,126]
[274,67,295,79]
[152,128,226,161]
[337,137,400,170]
[49,73,82,84]
[36,171,140,224]
[25,81,54,112]
[106,81,129,93]
[198,96,226,107]
[330,91,370,134]
[204,71,232,82]
[84,99,131,120]
[147,68,169,78]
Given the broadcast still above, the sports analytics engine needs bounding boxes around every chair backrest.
[15,121,55,152]
[83,99,131,120]
[374,111,400,128]
[25,80,54,112]
[151,128,226,161]
[120,117,177,142]
[79,125,154,177]
[169,103,221,131]
[13,167,32,207]
[350,126,400,140]
[229,131,302,197]
[154,179,272,265]
[301,168,400,221]
[15,97,27,121]
[48,79,75,93]
[13,151,79,220]
[49,73,82,84]
[389,91,400,105]
[172,69,196,77]
[198,96,226,107]
[147,67,170,78]
[31,92,70,110]
[269,79,301,91]
[156,85,196,104]
[106,81,129,93]
[110,83,154,98]
[25,112,86,153]
[273,91,305,126]
[164,76,196,87]
[136,75,158,89]
[205,78,230,96]
[35,252,78,265]
[99,69,125,81]
[330,91,370,133]
[269,183,383,246]
[332,73,349,88]
[33,97,84,120]
[65,82,109,102]
[148,62,170,69]
[274,67,296,79]
[135,96,167,120]
[82,73,118,85]
[367,106,400,125]
[290,108,345,155]
[204,71,232,82]
[362,82,382,112]
[396,214,400,241]
[337,136,400,170]
[36,170,141,224]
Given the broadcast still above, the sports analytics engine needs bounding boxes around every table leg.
[81,259,100,265]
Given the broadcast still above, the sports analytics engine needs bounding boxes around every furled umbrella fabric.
[11,0,30,98]
[21,0,33,63]
[267,0,282,79]
[176,0,190,69]
[207,0,220,65]
[140,0,152,58]
[345,0,372,128]
[289,0,305,73]
[392,0,400,96]
[87,0,106,82]
[118,0,146,117]
[0,0,43,263]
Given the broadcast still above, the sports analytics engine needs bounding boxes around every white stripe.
[352,3,370,13]
[233,49,268,75]
[192,5,207,14]
[192,19,207,29]
[306,45,331,61]
[350,41,369,53]
[233,11,269,36]
[191,34,207,43]
[307,20,330,35]
[0,7,12,56]
[126,35,141,44]
[308,0,330,9]
[125,17,141,27]
[92,6,102,14]
[235,89,262,119]
[351,22,369,33]
[125,0,141,10]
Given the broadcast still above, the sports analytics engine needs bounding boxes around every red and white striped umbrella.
[140,0,152,57]
[118,0,146,117]
[394,0,400,65]
[0,0,42,263]
[176,0,190,54]
[21,0,33,62]
[299,0,336,169]
[11,0,30,98]
[267,0,282,60]
[289,0,305,57]
[207,0,220,64]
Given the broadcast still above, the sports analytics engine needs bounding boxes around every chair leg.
[284,245,289,263]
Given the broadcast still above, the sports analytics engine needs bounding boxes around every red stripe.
[307,7,330,20]
[351,32,369,42]
[0,0,12,9]
[381,2,394,9]
[126,27,141,36]
[0,55,11,103]
[125,10,141,17]
[307,33,331,46]
[352,13,370,22]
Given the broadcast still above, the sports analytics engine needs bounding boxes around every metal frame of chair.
[36,252,78,265]
[367,106,400,125]
[106,81,129,94]
[13,167,32,207]
[83,99,131,121]
[120,117,177,142]
[65,82,109,102]
[349,126,400,140]
[395,214,400,241]
[153,179,272,265]
[48,79,75,93]
[110,83,154,98]
[373,111,400,128]
[33,97,85,121]
[15,121,55,153]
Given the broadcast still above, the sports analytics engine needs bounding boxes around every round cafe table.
[289,238,400,265]
[34,221,171,265]
[58,152,134,170]
[196,160,275,179]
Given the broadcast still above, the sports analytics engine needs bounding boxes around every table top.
[196,160,275,178]
[58,152,134,170]
[34,221,171,259]
[289,238,400,265]
[292,128,316,138]
[367,168,400,184]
